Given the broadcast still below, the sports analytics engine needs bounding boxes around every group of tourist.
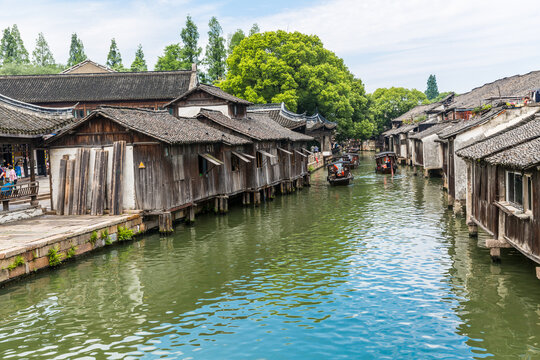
[0,162,22,186]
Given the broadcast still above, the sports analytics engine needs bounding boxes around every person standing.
[8,165,17,185]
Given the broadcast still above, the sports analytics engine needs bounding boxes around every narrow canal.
[1,154,540,359]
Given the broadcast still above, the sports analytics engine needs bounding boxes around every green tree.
[369,87,428,133]
[203,16,226,83]
[130,44,147,71]
[227,29,245,55]
[155,44,186,71]
[425,74,439,100]
[249,23,260,36]
[32,32,55,66]
[0,25,29,65]
[180,15,202,65]
[219,30,371,140]
[106,38,123,70]
[67,33,87,67]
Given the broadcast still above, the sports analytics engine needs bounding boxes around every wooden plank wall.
[110,141,126,215]
[90,150,108,215]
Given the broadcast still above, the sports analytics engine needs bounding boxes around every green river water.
[1,154,540,359]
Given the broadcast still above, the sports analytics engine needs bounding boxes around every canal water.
[1,154,540,359]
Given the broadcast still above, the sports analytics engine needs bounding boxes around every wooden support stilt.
[254,191,261,206]
[159,212,173,234]
[490,247,501,262]
[245,192,251,205]
[536,267,540,281]
[188,206,196,224]
[214,197,219,213]
[223,196,228,213]
[468,224,478,237]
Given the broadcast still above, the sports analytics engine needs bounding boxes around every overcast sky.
[1,0,539,94]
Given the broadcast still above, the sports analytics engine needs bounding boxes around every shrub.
[66,245,77,259]
[47,246,64,267]
[89,231,98,245]
[117,226,134,242]
[7,255,25,271]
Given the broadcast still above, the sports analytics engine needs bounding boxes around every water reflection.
[0,154,539,359]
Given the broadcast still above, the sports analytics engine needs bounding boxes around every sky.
[1,0,539,94]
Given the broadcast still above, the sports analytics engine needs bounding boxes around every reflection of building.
[248,103,336,152]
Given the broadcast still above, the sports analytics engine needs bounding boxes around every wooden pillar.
[159,212,173,234]
[187,206,196,224]
[490,247,501,262]
[222,196,228,213]
[110,141,126,215]
[214,197,219,213]
[56,156,68,215]
[536,267,540,281]
[29,144,38,206]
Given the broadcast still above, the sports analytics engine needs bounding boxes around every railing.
[0,181,39,201]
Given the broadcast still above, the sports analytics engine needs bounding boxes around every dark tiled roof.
[248,102,336,131]
[484,136,540,169]
[451,71,540,110]
[437,107,505,139]
[409,122,453,140]
[383,123,418,136]
[391,103,436,123]
[50,106,250,146]
[198,109,312,142]
[0,70,193,103]
[0,93,74,136]
[456,115,540,161]
[166,83,252,107]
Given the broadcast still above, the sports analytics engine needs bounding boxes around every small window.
[527,176,533,211]
[199,155,208,176]
[507,171,523,207]
[233,105,238,117]
[256,152,263,168]
[79,110,85,118]
[168,108,173,115]
[164,146,170,157]
[231,154,240,172]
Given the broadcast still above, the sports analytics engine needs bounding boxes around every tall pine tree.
[130,44,147,71]
[32,32,55,66]
[67,33,87,66]
[203,17,226,83]
[106,38,123,71]
[155,44,184,71]
[0,25,29,65]
[249,23,260,36]
[180,15,201,66]
[425,74,439,101]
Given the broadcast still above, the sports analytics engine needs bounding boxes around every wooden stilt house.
[457,114,540,271]
[46,107,250,221]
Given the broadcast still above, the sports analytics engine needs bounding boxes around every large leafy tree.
[67,33,87,67]
[425,74,439,100]
[219,30,371,140]
[106,38,123,71]
[155,44,185,71]
[369,87,428,133]
[203,16,226,83]
[0,25,29,65]
[130,44,147,71]
[32,32,55,66]
[180,15,201,65]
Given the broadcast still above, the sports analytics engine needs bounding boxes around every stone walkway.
[0,214,139,258]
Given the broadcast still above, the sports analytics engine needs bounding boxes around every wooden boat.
[375,151,397,174]
[327,161,354,185]
[342,153,360,168]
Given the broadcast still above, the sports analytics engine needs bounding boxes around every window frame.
[231,153,240,172]
[506,171,525,209]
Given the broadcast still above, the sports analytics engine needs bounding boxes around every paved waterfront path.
[0,214,140,260]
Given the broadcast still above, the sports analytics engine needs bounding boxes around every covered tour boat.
[375,151,397,174]
[342,153,360,168]
[327,161,354,185]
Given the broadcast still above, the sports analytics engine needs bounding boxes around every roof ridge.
[97,105,168,114]
[0,70,193,79]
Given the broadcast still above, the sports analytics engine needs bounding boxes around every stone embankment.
[0,213,143,284]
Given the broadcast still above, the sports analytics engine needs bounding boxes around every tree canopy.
[106,38,123,71]
[219,30,371,140]
[369,87,428,133]
[0,25,29,65]
[130,44,147,72]
[180,15,202,65]
[32,32,55,66]
[67,33,87,67]
[425,74,439,100]
[227,29,245,55]
[155,44,185,71]
[203,17,226,83]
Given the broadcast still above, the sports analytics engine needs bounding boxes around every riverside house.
[456,113,540,276]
